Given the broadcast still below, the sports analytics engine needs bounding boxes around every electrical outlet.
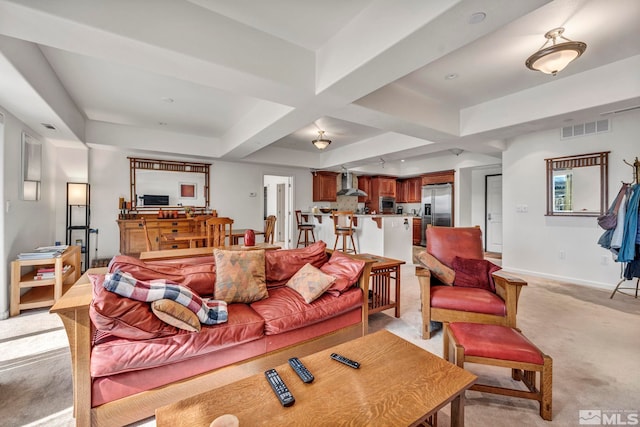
[559,251,566,260]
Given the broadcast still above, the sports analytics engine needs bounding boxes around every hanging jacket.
[610,185,629,252]
[618,184,640,263]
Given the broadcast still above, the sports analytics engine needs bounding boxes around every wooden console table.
[10,245,81,316]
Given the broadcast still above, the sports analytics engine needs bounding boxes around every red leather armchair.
[416,225,527,339]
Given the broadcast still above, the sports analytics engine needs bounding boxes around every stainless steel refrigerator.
[420,183,452,246]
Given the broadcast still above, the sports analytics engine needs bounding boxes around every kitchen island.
[301,213,413,264]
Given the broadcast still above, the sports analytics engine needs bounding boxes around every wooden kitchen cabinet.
[421,170,455,186]
[365,176,397,211]
[396,180,407,203]
[312,171,339,202]
[371,176,396,197]
[406,177,421,203]
[118,217,193,255]
[357,175,371,203]
[413,217,422,246]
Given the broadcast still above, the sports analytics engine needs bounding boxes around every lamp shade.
[526,28,586,76]
[312,130,331,150]
[67,182,89,205]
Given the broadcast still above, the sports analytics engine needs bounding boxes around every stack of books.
[34,265,71,280]
[18,245,69,260]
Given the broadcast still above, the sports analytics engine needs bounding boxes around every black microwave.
[379,197,396,214]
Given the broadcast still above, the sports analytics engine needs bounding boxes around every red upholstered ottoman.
[445,322,553,421]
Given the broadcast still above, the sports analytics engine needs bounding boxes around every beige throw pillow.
[213,249,268,303]
[416,251,455,285]
[286,263,336,304]
[151,299,201,332]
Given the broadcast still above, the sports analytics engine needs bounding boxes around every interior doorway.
[485,174,503,253]
[263,174,292,248]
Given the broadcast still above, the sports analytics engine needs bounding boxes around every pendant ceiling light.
[312,130,331,150]
[525,27,586,76]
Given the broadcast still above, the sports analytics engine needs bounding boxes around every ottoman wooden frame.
[444,322,553,421]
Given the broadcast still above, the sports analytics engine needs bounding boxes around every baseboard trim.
[502,267,616,291]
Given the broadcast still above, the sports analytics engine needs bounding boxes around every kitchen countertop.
[303,212,420,218]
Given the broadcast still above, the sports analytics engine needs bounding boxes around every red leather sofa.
[52,242,373,427]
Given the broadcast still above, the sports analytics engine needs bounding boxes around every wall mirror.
[129,157,210,210]
[21,132,42,201]
[545,151,609,216]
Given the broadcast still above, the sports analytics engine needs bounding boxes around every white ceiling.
[0,0,638,173]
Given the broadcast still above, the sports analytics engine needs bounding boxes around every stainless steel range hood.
[337,171,367,197]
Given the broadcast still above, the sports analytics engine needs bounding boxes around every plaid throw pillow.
[103,270,228,325]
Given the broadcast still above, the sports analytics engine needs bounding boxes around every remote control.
[265,369,295,407]
[288,357,314,383]
[330,353,360,369]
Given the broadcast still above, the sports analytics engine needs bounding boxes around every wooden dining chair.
[140,217,153,252]
[264,215,277,243]
[192,215,213,247]
[205,217,234,247]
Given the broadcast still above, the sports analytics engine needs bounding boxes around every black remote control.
[288,357,314,383]
[265,369,295,407]
[330,353,360,369]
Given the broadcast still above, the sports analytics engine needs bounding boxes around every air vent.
[561,119,609,140]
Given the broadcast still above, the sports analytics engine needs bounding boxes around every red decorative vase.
[244,229,255,246]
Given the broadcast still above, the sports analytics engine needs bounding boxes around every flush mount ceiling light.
[526,27,586,76]
[312,130,331,150]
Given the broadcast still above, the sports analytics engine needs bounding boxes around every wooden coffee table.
[155,330,476,426]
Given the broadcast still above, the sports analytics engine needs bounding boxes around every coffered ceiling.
[0,0,638,173]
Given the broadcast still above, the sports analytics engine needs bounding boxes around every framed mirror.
[129,157,210,210]
[545,151,609,216]
[21,132,42,201]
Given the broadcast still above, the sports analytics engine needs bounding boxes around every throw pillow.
[451,256,501,292]
[103,270,228,325]
[89,273,178,340]
[320,250,366,295]
[286,263,336,303]
[151,299,201,332]
[416,251,455,285]
[214,249,268,303]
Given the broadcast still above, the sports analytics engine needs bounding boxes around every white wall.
[87,146,313,259]
[1,107,56,318]
[502,110,639,289]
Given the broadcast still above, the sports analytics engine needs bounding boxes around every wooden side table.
[10,245,81,316]
[354,253,405,318]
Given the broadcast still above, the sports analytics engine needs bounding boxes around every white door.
[486,174,503,253]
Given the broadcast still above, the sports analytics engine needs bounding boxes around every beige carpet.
[1,263,638,426]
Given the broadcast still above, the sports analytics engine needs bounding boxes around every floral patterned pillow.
[213,249,268,303]
[286,263,336,303]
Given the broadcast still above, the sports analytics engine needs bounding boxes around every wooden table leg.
[450,393,465,427]
[394,265,401,318]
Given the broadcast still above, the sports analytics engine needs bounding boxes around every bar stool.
[331,211,357,254]
[295,210,316,247]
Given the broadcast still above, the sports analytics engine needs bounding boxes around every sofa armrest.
[50,267,106,427]
[492,270,527,328]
